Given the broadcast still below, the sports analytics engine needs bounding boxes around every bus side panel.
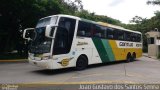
[75,37,142,65]
[75,37,102,65]
[91,38,116,63]
[108,40,142,61]
[108,40,126,60]
[135,48,142,58]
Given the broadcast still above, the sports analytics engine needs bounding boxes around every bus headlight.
[41,56,52,60]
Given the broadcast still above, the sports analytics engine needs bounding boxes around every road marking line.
[16,80,147,87]
[72,73,103,78]
[126,72,145,78]
[22,80,137,85]
[72,73,124,79]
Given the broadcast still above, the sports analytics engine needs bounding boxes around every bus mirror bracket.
[23,28,34,41]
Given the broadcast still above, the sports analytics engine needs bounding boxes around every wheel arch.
[127,52,131,58]
[132,52,136,58]
[77,54,88,63]
[75,54,89,70]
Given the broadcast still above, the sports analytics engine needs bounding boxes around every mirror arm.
[23,28,34,40]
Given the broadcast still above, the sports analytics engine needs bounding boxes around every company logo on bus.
[117,41,142,48]
[119,42,133,47]
[77,42,88,46]
[58,57,74,67]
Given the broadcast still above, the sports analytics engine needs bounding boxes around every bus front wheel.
[76,55,88,71]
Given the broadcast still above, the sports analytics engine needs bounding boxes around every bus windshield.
[29,27,52,54]
[36,17,51,28]
[29,16,57,54]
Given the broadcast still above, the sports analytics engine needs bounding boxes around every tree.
[75,10,121,25]
[130,16,145,24]
[147,0,160,5]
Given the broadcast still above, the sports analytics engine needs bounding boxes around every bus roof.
[40,14,81,20]
[40,14,141,34]
[97,22,141,34]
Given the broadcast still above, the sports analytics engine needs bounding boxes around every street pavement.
[0,56,160,84]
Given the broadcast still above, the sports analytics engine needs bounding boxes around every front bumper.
[28,59,54,69]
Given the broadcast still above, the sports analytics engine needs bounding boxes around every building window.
[148,37,154,44]
[150,37,155,44]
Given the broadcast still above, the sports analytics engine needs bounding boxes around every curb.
[143,54,152,58]
[0,59,27,62]
[143,55,150,58]
[143,54,160,61]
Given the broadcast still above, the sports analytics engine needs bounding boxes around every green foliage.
[122,11,160,53]
[0,0,64,53]
[143,46,148,53]
[130,16,145,24]
[0,53,27,60]
[74,10,121,25]
[147,0,160,5]
[0,0,73,53]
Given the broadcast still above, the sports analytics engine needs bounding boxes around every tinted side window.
[53,17,76,55]
[107,28,114,39]
[77,21,92,37]
[130,33,136,42]
[93,24,106,38]
[124,31,131,41]
[117,30,124,40]
[113,29,118,40]
[137,34,141,42]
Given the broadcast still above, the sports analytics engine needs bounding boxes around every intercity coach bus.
[23,14,142,70]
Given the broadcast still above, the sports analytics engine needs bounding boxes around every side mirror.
[45,25,55,38]
[23,28,34,40]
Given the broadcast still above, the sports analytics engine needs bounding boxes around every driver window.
[53,17,76,55]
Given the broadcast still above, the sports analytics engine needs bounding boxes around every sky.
[80,0,160,24]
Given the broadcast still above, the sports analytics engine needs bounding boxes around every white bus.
[23,14,142,70]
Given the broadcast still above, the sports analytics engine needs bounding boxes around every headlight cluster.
[29,53,52,60]
[41,56,52,60]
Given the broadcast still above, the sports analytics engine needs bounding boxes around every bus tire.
[76,55,88,71]
[126,53,132,63]
[131,53,136,61]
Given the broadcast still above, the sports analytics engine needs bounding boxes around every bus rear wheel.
[76,55,88,71]
[126,53,132,63]
[131,53,136,61]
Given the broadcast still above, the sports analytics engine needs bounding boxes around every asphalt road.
[0,56,160,84]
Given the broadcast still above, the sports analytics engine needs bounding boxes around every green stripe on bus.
[101,39,115,61]
[92,38,110,63]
